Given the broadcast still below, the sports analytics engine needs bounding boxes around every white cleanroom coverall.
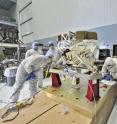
[25,41,44,58]
[50,50,62,68]
[25,48,43,58]
[25,48,44,88]
[46,47,57,57]
[10,55,52,103]
[101,57,117,79]
[46,44,61,68]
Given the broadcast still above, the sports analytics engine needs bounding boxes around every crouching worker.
[101,57,117,81]
[10,54,53,103]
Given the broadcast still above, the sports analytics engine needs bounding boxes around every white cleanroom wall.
[32,0,117,39]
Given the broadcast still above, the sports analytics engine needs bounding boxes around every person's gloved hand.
[102,74,113,81]
[26,72,36,80]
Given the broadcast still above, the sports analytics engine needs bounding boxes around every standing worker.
[46,41,57,57]
[25,41,44,88]
[45,41,62,69]
[10,54,53,103]
[25,41,44,58]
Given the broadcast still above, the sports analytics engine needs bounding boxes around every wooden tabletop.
[0,77,117,124]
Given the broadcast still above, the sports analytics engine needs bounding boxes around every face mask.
[33,46,38,51]
[49,46,54,50]
[38,46,43,51]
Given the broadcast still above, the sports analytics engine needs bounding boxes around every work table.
[0,71,117,124]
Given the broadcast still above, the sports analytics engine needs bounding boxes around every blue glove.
[102,74,113,81]
[26,72,36,80]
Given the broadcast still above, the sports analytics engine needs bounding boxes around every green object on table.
[10,17,16,22]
